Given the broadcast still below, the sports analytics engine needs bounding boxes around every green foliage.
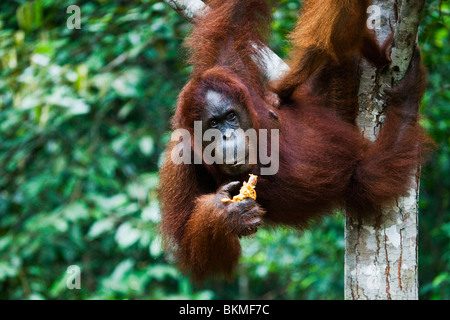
[417,0,450,300]
[0,0,447,300]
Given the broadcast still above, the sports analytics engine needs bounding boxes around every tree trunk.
[345,0,425,300]
[163,0,425,300]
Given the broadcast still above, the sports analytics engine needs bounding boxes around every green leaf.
[115,222,141,248]
[87,218,115,239]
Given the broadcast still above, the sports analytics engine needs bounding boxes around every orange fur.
[274,0,390,101]
[180,194,242,283]
[159,0,275,282]
[158,0,433,283]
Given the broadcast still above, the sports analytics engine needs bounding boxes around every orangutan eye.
[227,112,237,121]
[210,119,219,128]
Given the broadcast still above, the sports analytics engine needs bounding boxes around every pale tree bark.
[162,0,425,300]
[162,0,206,21]
[345,0,425,300]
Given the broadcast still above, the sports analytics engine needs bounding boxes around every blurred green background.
[0,0,448,300]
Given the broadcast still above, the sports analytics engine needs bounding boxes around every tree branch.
[388,0,426,83]
[162,0,206,21]
[345,0,425,300]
